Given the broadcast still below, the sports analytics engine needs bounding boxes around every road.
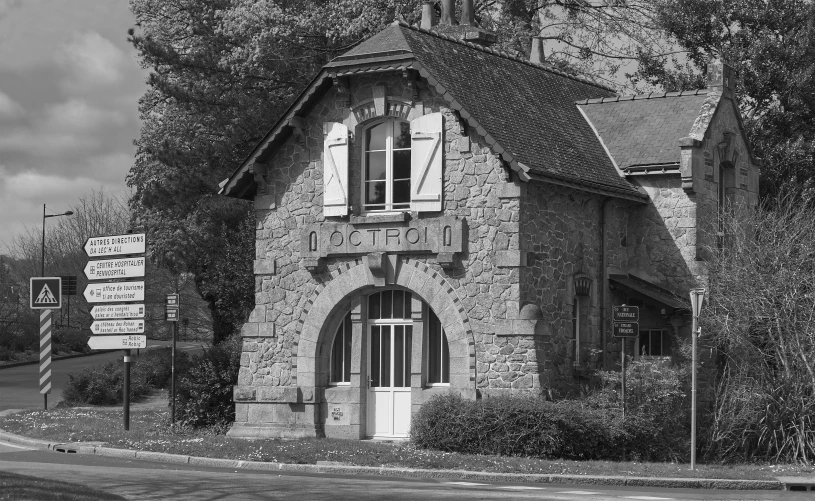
[0,341,205,411]
[0,442,794,501]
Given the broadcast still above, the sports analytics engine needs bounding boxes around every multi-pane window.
[638,329,670,358]
[427,308,449,384]
[369,290,412,388]
[330,313,352,383]
[364,120,411,211]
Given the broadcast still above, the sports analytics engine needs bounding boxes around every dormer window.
[364,120,412,212]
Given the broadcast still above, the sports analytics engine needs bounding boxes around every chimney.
[421,1,436,30]
[460,0,475,26]
[530,36,544,65]
[441,0,457,25]
[707,59,735,96]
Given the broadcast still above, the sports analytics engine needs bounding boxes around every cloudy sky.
[0,0,146,251]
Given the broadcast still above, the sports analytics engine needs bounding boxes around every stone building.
[218,3,760,439]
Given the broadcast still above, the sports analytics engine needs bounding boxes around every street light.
[689,287,706,470]
[41,204,73,276]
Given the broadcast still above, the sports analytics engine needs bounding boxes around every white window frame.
[361,118,411,213]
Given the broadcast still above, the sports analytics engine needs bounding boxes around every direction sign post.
[612,305,640,435]
[83,233,147,432]
[91,304,145,320]
[84,281,145,303]
[84,257,145,281]
[84,233,146,258]
[166,293,180,425]
[88,335,147,350]
[90,319,145,335]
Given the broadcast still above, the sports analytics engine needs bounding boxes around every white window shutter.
[410,112,443,212]
[323,122,349,216]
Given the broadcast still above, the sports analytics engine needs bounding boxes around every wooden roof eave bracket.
[411,61,532,183]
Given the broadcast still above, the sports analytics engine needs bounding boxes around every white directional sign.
[84,257,145,281]
[90,304,146,320]
[90,319,145,335]
[83,281,145,303]
[88,335,146,350]
[84,233,146,258]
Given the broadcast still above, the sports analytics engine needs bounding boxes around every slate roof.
[221,22,652,200]
[394,25,639,195]
[578,92,710,169]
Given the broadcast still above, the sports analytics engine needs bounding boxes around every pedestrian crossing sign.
[30,277,62,309]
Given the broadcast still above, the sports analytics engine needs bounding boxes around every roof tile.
[579,93,709,169]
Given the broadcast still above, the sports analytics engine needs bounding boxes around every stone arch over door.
[295,258,476,389]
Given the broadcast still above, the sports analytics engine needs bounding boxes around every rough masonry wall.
[519,185,632,394]
[242,72,526,396]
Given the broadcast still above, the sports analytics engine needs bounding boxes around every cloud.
[0,99,129,156]
[0,88,23,119]
[0,165,127,250]
[0,0,22,19]
[56,31,126,89]
[42,99,125,130]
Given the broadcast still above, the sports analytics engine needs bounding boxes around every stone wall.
[233,70,548,437]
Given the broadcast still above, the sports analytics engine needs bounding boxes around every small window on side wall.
[427,308,449,385]
[638,329,671,358]
[330,313,352,384]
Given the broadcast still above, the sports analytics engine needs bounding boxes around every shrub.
[52,327,90,355]
[411,390,687,462]
[62,359,152,406]
[173,334,241,429]
[132,347,189,389]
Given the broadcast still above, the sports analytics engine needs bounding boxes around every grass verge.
[1,408,813,481]
[0,471,126,501]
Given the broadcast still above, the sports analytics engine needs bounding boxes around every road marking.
[622,497,673,500]
[0,442,32,451]
[443,481,490,487]
[557,491,601,495]
[496,486,546,490]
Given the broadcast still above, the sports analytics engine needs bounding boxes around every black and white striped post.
[39,309,52,409]
[30,277,61,410]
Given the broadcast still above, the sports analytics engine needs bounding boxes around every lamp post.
[689,287,706,470]
[41,205,73,275]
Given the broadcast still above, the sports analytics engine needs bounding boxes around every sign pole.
[40,310,52,410]
[123,349,130,431]
[171,320,177,425]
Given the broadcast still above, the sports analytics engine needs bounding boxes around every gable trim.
[576,105,625,178]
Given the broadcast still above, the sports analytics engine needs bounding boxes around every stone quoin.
[218,7,760,439]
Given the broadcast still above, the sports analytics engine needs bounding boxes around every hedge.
[410,393,687,462]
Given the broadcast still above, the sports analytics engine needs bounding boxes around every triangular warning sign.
[34,284,58,305]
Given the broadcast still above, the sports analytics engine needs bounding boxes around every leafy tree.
[644,0,815,204]
[126,0,686,343]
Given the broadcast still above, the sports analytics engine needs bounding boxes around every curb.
[0,428,784,491]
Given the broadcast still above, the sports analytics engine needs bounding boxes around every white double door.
[367,322,412,438]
